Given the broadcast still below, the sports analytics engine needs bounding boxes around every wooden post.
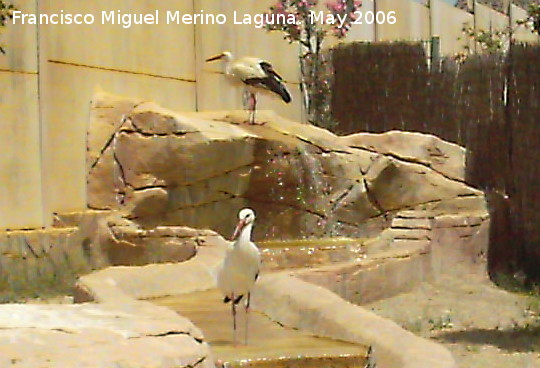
[428,0,433,41]
[431,36,441,70]
[373,0,378,42]
[473,0,477,53]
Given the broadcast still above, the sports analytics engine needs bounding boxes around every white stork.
[205,51,292,124]
[217,208,261,346]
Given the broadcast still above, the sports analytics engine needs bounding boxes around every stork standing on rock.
[217,208,261,346]
[205,51,292,124]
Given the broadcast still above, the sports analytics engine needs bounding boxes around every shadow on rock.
[434,324,540,353]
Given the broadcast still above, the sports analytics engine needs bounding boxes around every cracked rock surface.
[0,302,213,368]
[95,212,214,266]
[87,91,485,241]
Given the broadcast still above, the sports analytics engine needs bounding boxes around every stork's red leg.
[250,93,257,124]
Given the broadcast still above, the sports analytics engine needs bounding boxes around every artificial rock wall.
[87,91,486,243]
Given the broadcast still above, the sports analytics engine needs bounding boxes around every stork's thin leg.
[231,299,237,346]
[242,89,250,110]
[247,93,253,123]
[244,292,252,345]
[250,93,257,124]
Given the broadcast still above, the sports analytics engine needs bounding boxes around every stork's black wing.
[244,61,292,104]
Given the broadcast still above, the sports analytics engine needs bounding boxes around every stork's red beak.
[205,53,225,62]
[231,219,247,241]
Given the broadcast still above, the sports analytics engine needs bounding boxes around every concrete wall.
[0,0,42,229]
[346,0,376,42]
[0,0,538,230]
[378,0,430,41]
[475,2,511,52]
[431,0,474,55]
[511,4,539,43]
[38,0,199,216]
[2,0,305,230]
[195,0,301,120]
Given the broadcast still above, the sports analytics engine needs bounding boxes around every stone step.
[52,210,111,228]
[391,217,432,230]
[258,238,365,271]
[432,214,486,228]
[223,353,367,368]
[388,228,431,241]
[394,210,434,219]
[153,289,368,368]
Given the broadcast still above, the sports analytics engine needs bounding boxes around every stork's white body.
[216,208,261,345]
[206,51,291,124]
[217,225,261,300]
[225,56,269,82]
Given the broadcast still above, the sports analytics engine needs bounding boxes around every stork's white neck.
[222,53,233,76]
[237,223,253,245]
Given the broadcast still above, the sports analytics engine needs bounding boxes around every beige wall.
[0,0,43,229]
[346,0,376,42]
[378,0,430,41]
[195,0,302,121]
[0,0,538,230]
[510,4,539,43]
[474,2,510,52]
[431,0,474,55]
[2,0,304,230]
[38,0,198,217]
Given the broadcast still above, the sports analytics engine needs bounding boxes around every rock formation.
[0,302,213,368]
[0,92,488,368]
[0,91,487,296]
[87,92,486,242]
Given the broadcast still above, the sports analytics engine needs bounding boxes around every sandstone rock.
[52,210,110,228]
[0,302,213,368]
[150,226,217,238]
[364,156,481,212]
[88,146,122,210]
[431,213,486,228]
[430,214,489,276]
[0,227,105,300]
[75,234,229,301]
[342,130,466,181]
[126,187,169,228]
[388,228,431,241]
[87,93,486,242]
[252,274,457,368]
[87,91,143,173]
[92,213,205,266]
[130,102,201,135]
[415,196,487,215]
[391,217,432,229]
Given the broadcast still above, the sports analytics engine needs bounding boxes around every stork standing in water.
[217,208,261,346]
[205,51,292,124]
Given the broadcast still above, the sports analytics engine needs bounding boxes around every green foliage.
[0,0,16,54]
[428,313,454,331]
[457,4,540,61]
[492,271,540,297]
[459,24,509,56]
[264,0,362,128]
[516,3,540,34]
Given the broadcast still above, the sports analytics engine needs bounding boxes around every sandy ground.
[364,272,540,368]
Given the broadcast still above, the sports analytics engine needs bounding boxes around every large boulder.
[0,210,217,298]
[87,92,486,241]
[342,130,466,181]
[97,213,215,266]
[0,302,213,368]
